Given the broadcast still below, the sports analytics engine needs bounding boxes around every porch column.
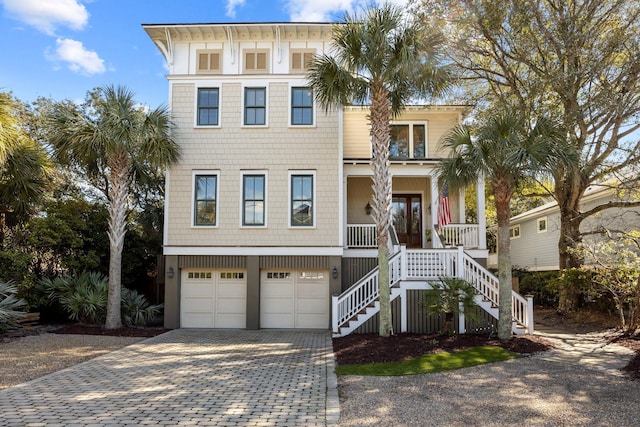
[476,173,487,250]
[430,176,439,230]
[458,188,465,223]
[343,175,348,248]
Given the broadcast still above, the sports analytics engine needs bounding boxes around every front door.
[392,194,422,248]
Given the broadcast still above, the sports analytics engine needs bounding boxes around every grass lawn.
[335,345,520,376]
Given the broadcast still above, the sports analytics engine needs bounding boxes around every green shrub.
[42,272,162,326]
[425,277,480,335]
[0,250,43,311]
[121,288,163,326]
[519,271,560,307]
[0,281,26,332]
[41,272,108,324]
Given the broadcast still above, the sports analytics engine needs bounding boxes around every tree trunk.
[105,153,130,329]
[370,81,393,337]
[495,187,513,340]
[556,173,585,312]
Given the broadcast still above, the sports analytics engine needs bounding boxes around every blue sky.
[0,0,403,108]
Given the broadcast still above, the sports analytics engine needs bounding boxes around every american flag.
[437,184,452,227]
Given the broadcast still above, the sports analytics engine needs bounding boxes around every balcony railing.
[438,224,480,248]
[346,224,377,248]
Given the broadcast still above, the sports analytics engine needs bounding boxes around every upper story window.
[290,49,315,73]
[197,88,219,126]
[244,87,266,126]
[390,123,427,159]
[197,50,222,74]
[537,217,548,233]
[291,87,313,126]
[509,225,521,239]
[194,173,218,226]
[290,172,315,227]
[244,49,269,73]
[242,173,266,226]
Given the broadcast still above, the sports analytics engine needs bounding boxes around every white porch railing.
[438,224,480,248]
[346,224,377,248]
[332,246,534,335]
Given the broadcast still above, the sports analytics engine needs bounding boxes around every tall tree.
[417,0,640,311]
[438,111,569,339]
[0,93,50,229]
[48,85,180,329]
[307,3,449,336]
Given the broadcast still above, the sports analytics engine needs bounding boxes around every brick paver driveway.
[0,329,339,426]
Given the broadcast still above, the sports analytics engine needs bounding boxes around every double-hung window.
[389,123,427,159]
[291,87,313,126]
[197,88,219,126]
[194,173,218,226]
[242,174,266,226]
[244,87,266,126]
[290,173,314,227]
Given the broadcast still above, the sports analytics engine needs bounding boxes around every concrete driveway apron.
[0,329,339,426]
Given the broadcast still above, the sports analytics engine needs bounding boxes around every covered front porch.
[343,165,488,254]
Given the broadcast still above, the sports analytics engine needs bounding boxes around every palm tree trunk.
[495,189,513,340]
[105,153,130,329]
[370,81,393,337]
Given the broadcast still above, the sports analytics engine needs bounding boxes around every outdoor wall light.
[332,267,339,279]
[167,267,175,279]
[365,202,372,215]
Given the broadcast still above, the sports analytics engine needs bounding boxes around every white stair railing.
[461,253,533,334]
[332,249,403,333]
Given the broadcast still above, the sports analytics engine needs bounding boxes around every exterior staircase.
[332,245,534,337]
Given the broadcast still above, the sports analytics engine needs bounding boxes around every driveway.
[0,329,339,426]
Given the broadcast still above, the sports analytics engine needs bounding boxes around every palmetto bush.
[42,272,161,326]
[0,281,26,332]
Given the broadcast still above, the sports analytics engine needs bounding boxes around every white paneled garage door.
[260,270,329,329]
[181,270,246,328]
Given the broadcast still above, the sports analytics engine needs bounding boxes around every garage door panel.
[261,270,329,329]
[182,313,214,328]
[181,270,246,329]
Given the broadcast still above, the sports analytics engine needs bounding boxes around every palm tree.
[438,110,570,340]
[49,85,180,329]
[307,4,449,336]
[0,93,50,230]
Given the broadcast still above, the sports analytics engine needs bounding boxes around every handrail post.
[331,295,338,333]
[526,294,534,334]
[400,246,407,280]
[456,246,465,279]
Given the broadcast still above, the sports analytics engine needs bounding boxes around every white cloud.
[225,0,245,18]
[50,38,105,75]
[1,0,88,35]
[285,0,411,22]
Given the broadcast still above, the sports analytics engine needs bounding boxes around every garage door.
[181,270,246,328]
[261,270,329,329]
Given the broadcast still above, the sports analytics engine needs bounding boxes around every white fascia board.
[164,246,344,256]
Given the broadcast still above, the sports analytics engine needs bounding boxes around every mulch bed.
[52,324,170,338]
[612,335,640,379]
[333,332,553,365]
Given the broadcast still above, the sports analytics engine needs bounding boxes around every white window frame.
[239,170,268,228]
[389,121,429,159]
[537,216,548,233]
[509,224,521,239]
[194,85,222,128]
[288,170,316,228]
[241,84,269,128]
[192,170,220,228]
[289,84,316,127]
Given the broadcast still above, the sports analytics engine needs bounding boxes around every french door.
[391,194,422,248]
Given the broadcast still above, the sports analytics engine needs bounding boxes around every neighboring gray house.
[489,184,640,271]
